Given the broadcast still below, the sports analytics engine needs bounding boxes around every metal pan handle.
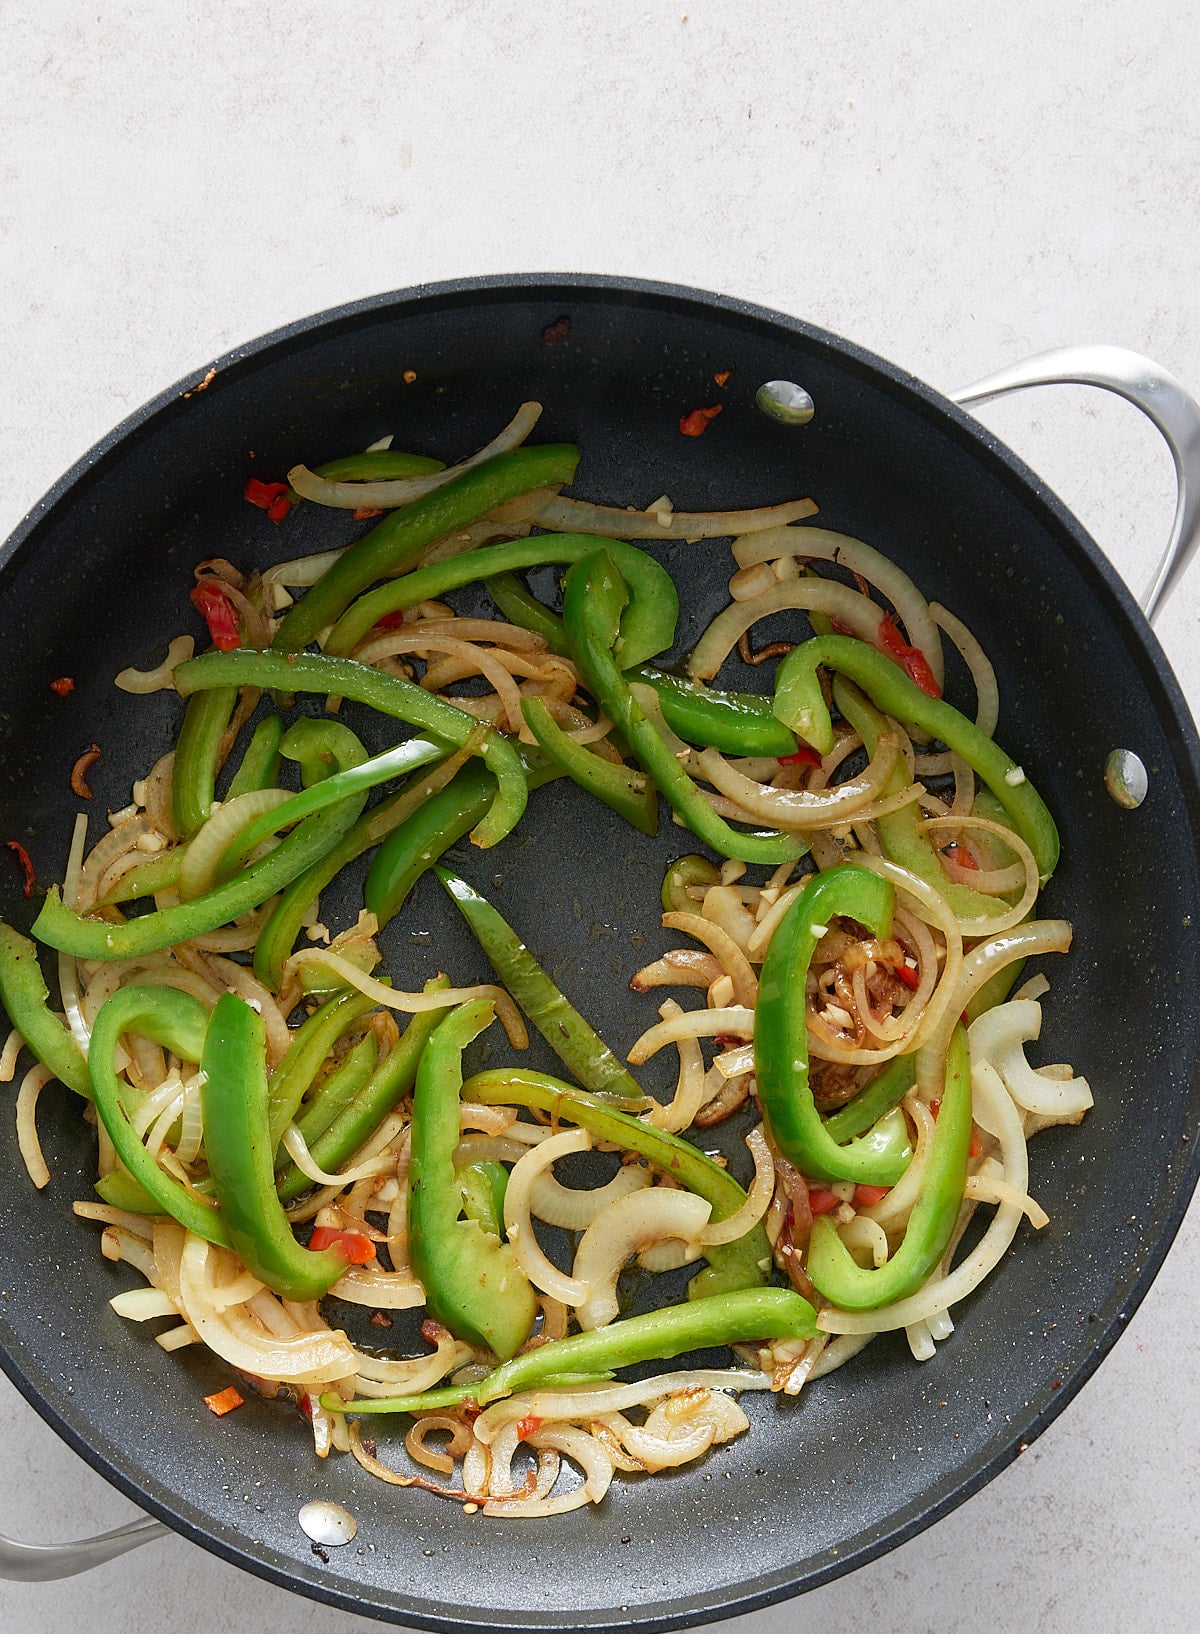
[0,1515,167,1581]
[950,345,1200,625]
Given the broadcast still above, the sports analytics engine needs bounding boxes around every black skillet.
[1,276,1199,1629]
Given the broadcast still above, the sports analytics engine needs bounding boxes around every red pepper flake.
[374,610,410,631]
[876,614,941,698]
[970,1128,985,1160]
[853,1184,890,1209]
[308,1225,376,1265]
[679,404,723,437]
[49,677,75,697]
[265,494,292,524]
[298,1392,316,1419]
[928,1099,941,1118]
[70,745,102,799]
[203,1385,244,1416]
[943,840,979,871]
[515,1415,542,1440]
[5,841,36,898]
[778,745,822,768]
[190,582,242,651]
[893,961,921,990]
[808,1187,840,1216]
[421,1317,450,1344]
[713,368,733,387]
[369,1310,393,1329]
[244,478,292,522]
[353,506,384,521]
[541,316,571,344]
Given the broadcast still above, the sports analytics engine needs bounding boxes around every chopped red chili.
[421,1317,450,1344]
[778,745,822,767]
[808,1187,840,1216]
[49,677,75,697]
[876,614,941,698]
[679,404,723,437]
[970,1127,984,1160]
[515,1415,543,1440]
[893,961,921,990]
[265,495,292,524]
[943,840,979,871]
[308,1225,376,1264]
[190,582,242,651]
[352,506,384,521]
[244,477,290,511]
[853,1184,891,1208]
[713,368,733,387]
[369,1310,393,1328]
[5,841,36,897]
[203,1385,245,1416]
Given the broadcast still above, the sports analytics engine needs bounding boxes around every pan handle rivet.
[1104,749,1148,809]
[756,380,815,425]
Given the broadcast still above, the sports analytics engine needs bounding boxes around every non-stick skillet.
[1,276,1199,1629]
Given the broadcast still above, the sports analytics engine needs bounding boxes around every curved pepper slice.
[273,445,580,652]
[201,992,352,1299]
[520,696,658,836]
[325,531,678,668]
[562,551,805,866]
[89,985,230,1244]
[771,634,1059,882]
[0,924,91,1097]
[321,1287,817,1415]
[174,647,527,849]
[464,1067,770,1298]
[755,864,914,1186]
[806,1025,972,1310]
[632,669,800,758]
[408,999,538,1360]
[437,869,648,1103]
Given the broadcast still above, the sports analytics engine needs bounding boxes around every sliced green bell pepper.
[520,696,658,836]
[225,713,285,799]
[633,669,800,758]
[0,924,91,1097]
[408,999,538,1359]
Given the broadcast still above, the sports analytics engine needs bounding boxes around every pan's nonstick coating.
[1,278,1198,1631]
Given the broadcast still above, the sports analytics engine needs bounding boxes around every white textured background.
[2,4,1198,1632]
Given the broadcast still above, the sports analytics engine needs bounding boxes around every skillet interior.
[1,277,1198,1631]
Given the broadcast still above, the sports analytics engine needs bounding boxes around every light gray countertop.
[1,5,1198,1631]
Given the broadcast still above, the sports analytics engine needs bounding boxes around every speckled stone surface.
[1,5,1198,1631]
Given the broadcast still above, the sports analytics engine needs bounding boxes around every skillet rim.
[2,272,1199,1630]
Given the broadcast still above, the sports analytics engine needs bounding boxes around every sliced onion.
[688,578,888,680]
[642,1000,707,1135]
[837,1214,890,1268]
[697,1126,774,1246]
[964,1171,1049,1227]
[178,790,291,900]
[693,736,902,831]
[630,949,724,993]
[919,815,1039,936]
[326,1264,426,1311]
[534,493,818,541]
[280,1123,395,1187]
[283,952,526,1047]
[627,1004,755,1066]
[593,1410,714,1471]
[289,403,542,509]
[115,635,196,694]
[572,1190,712,1329]
[177,1235,356,1382]
[504,1129,594,1304]
[353,1333,472,1387]
[732,526,944,690]
[931,601,998,738]
[969,998,1092,1119]
[472,1369,771,1441]
[109,1287,179,1320]
[661,911,758,1005]
[15,1063,52,1188]
[530,1159,651,1230]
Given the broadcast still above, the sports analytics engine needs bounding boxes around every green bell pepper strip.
[93,1165,164,1215]
[97,849,182,906]
[272,445,580,652]
[464,1067,771,1298]
[0,925,91,1097]
[832,677,1014,925]
[563,552,805,866]
[437,868,648,1104]
[267,989,377,1149]
[755,865,916,1186]
[292,1032,379,1151]
[822,1055,917,1145]
[275,979,449,1204]
[225,713,285,799]
[88,985,229,1244]
[201,993,349,1299]
[807,1025,972,1309]
[773,634,1059,882]
[34,718,371,961]
[174,648,527,850]
[660,854,720,913]
[321,1287,817,1415]
[409,999,538,1359]
[363,754,561,929]
[458,1159,508,1237]
[633,669,800,758]
[219,734,446,880]
[293,449,444,495]
[486,571,569,653]
[172,687,238,838]
[324,532,678,668]
[520,696,658,836]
